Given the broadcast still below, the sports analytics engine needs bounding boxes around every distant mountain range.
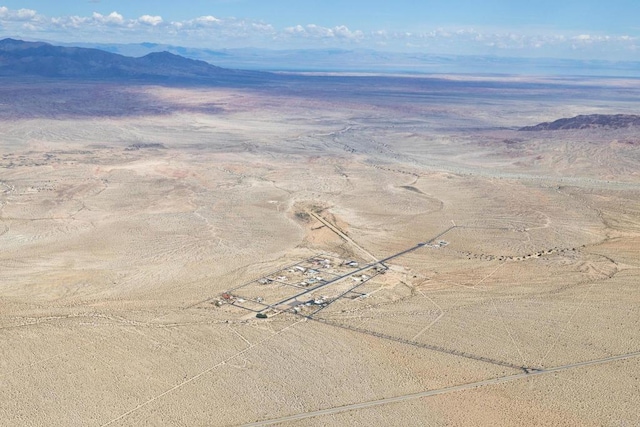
[3,38,640,79]
[0,38,267,83]
[56,40,640,77]
[520,114,640,131]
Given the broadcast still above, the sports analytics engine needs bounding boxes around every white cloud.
[138,15,163,26]
[92,11,124,26]
[0,6,637,60]
[196,15,222,24]
[333,25,363,40]
[284,24,363,41]
[193,15,221,25]
[15,8,36,20]
[0,7,38,22]
[252,22,273,32]
[285,24,305,34]
[50,15,89,29]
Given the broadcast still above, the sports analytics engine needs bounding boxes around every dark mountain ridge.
[520,114,640,131]
[0,38,266,82]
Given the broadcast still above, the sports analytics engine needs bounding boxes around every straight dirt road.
[240,350,640,426]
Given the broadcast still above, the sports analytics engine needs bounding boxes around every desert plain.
[1,74,639,426]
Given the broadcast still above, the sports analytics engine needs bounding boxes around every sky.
[1,1,639,60]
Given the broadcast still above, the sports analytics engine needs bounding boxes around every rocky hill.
[520,114,640,131]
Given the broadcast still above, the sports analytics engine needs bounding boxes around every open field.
[1,75,639,426]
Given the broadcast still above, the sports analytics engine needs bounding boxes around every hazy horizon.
[1,1,639,61]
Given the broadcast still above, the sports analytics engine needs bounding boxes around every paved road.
[239,350,640,427]
[312,318,525,371]
[267,242,426,309]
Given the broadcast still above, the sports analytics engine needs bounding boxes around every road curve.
[239,350,640,427]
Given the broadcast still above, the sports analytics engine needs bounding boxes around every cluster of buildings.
[213,254,381,318]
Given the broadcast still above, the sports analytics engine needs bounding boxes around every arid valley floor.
[1,75,639,426]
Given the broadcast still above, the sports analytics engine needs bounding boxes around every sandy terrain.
[0,76,639,426]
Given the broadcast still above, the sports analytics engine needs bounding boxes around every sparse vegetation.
[295,211,311,222]
[1,74,638,427]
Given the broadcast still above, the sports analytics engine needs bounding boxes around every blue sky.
[1,1,639,59]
